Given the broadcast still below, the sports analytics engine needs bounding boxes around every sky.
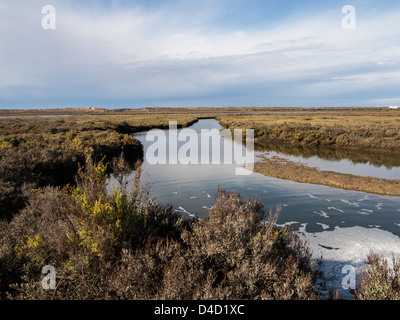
[0,0,400,109]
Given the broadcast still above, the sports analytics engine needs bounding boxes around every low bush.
[0,130,142,220]
[111,188,319,300]
[356,252,400,300]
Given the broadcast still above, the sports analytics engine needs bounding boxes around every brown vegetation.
[1,108,399,300]
[0,106,389,117]
[218,109,400,154]
[0,154,320,300]
[0,114,200,220]
[0,127,142,220]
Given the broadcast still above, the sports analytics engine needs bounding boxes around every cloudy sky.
[1,0,400,109]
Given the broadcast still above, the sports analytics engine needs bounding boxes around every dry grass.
[0,114,201,136]
[217,109,400,128]
[217,109,400,153]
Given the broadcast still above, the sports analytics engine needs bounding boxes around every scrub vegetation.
[0,153,320,300]
[0,114,198,220]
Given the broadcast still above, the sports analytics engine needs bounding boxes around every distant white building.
[389,106,400,109]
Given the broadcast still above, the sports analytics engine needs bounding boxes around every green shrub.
[294,131,306,141]
[356,252,400,300]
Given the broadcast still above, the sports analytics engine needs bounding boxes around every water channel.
[129,118,400,299]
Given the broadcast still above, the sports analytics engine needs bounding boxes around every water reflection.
[131,119,400,235]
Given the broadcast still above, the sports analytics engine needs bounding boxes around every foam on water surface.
[299,226,400,299]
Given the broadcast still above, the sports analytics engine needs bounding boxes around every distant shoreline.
[0,106,390,116]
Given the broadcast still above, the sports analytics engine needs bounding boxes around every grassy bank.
[253,156,400,197]
[217,109,400,196]
[218,109,400,154]
[0,114,200,220]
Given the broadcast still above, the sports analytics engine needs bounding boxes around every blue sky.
[1,0,400,109]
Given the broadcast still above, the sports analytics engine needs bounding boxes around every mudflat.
[253,155,400,196]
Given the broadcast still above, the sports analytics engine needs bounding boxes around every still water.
[131,118,400,298]
[133,119,400,236]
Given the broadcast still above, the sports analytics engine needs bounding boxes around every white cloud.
[1,1,400,107]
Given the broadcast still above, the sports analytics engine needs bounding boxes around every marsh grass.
[0,114,201,220]
[217,110,400,153]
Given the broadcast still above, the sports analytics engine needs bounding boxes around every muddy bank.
[252,155,400,197]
